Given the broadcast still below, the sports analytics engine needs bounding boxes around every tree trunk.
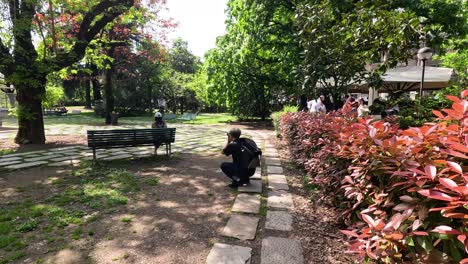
[104,67,114,125]
[15,84,46,144]
[146,83,153,113]
[85,79,92,109]
[92,78,102,101]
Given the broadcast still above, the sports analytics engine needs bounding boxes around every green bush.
[271,105,298,137]
[43,85,65,109]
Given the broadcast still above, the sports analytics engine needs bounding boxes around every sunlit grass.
[0,161,142,263]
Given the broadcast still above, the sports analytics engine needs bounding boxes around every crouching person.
[221,128,261,188]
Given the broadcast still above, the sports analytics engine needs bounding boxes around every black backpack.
[239,138,262,169]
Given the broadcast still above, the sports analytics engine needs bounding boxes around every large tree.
[0,0,134,144]
[205,0,301,119]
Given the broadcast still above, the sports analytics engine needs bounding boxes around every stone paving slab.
[50,155,84,162]
[232,194,261,214]
[4,161,48,170]
[222,215,259,240]
[265,157,281,166]
[267,166,283,174]
[261,237,303,264]
[0,156,22,162]
[238,180,262,194]
[48,159,81,167]
[268,174,289,191]
[103,154,133,161]
[24,155,61,163]
[265,211,293,231]
[251,171,261,180]
[263,151,279,158]
[267,190,294,210]
[206,243,252,264]
[0,160,22,167]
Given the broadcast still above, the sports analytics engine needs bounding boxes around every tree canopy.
[203,0,467,117]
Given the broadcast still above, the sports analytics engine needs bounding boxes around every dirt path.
[0,153,237,264]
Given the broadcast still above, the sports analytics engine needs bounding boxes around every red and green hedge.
[280,91,468,263]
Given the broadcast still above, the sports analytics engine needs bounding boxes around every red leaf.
[447,161,463,173]
[393,203,413,211]
[399,195,419,203]
[446,95,462,103]
[418,190,457,201]
[340,230,359,238]
[416,180,427,187]
[439,178,459,189]
[425,165,437,180]
[361,214,376,228]
[433,110,445,119]
[443,149,468,159]
[413,231,429,236]
[447,142,468,153]
[431,225,462,235]
[461,90,468,98]
[412,219,422,231]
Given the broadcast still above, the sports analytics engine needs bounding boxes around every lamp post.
[417,47,433,100]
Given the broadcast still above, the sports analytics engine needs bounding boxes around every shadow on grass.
[0,153,232,263]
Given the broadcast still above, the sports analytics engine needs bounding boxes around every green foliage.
[145,177,160,186]
[205,0,301,119]
[0,161,143,262]
[169,38,201,74]
[42,85,65,109]
[271,105,298,137]
[437,49,468,87]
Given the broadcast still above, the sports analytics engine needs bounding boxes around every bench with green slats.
[87,128,176,160]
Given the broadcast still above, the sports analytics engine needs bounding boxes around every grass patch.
[71,228,83,240]
[303,176,320,193]
[259,197,268,217]
[145,177,160,186]
[121,217,132,223]
[0,161,142,262]
[0,149,14,156]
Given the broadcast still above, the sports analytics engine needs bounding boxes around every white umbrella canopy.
[381,66,454,83]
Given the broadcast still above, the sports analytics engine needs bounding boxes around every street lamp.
[417,47,433,99]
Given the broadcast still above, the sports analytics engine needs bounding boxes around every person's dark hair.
[349,97,356,102]
[298,94,308,112]
[228,128,241,139]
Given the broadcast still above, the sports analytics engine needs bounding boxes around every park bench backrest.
[87,128,176,149]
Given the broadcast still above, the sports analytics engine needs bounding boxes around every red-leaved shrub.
[280,91,468,263]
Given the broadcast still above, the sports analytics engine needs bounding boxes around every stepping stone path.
[222,214,259,240]
[232,194,261,214]
[206,133,304,264]
[238,179,262,193]
[268,174,289,191]
[261,237,304,264]
[265,211,292,231]
[206,243,252,264]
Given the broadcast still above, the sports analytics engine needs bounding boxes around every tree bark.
[146,83,153,113]
[15,84,46,144]
[92,78,102,101]
[85,79,92,109]
[104,66,114,125]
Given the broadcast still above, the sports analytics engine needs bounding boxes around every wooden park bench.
[87,128,176,160]
[44,107,68,116]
